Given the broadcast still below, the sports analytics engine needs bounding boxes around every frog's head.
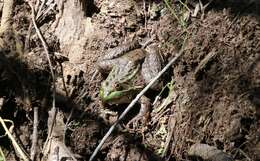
[99,66,141,104]
[99,79,136,104]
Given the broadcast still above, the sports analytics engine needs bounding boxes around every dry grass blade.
[30,106,39,160]
[0,147,6,161]
[27,1,57,155]
[0,117,29,161]
[164,0,185,27]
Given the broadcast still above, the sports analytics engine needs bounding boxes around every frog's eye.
[114,84,121,90]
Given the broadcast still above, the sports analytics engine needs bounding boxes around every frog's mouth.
[102,90,130,104]
[100,87,141,104]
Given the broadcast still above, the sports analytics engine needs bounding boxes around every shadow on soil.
[209,0,260,17]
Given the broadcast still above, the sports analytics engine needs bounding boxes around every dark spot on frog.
[104,81,109,87]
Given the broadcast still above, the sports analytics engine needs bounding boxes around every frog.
[97,39,163,127]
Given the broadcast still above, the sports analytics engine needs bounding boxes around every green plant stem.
[164,0,185,27]
[0,148,6,161]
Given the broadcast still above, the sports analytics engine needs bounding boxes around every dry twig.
[30,106,39,160]
[28,1,57,155]
[0,117,29,161]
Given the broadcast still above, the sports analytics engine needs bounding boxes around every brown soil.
[0,0,259,161]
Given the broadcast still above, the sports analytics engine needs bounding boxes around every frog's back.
[122,49,146,63]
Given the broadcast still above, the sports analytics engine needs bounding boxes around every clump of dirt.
[171,7,260,160]
[70,120,103,158]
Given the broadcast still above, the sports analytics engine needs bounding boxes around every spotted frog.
[97,39,163,126]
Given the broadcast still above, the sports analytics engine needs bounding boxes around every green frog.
[97,39,163,126]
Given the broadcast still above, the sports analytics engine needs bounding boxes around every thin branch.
[28,2,54,81]
[89,50,184,161]
[30,106,39,161]
[28,2,57,154]
[25,0,40,50]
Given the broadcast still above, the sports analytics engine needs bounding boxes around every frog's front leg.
[126,96,151,129]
